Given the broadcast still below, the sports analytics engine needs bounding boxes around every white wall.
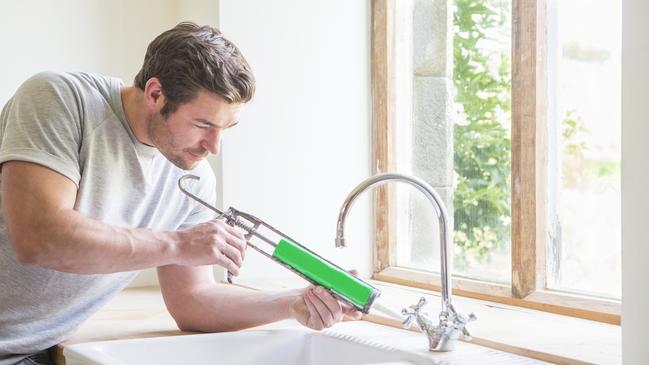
[0,1,178,104]
[622,0,649,362]
[0,1,372,287]
[0,0,219,287]
[218,0,374,284]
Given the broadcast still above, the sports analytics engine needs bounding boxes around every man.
[0,22,360,365]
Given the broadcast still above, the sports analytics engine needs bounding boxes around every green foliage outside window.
[452,0,512,265]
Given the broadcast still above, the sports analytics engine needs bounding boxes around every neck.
[120,86,154,146]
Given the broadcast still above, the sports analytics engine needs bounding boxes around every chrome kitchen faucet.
[334,172,476,351]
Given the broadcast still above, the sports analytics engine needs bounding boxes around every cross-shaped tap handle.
[453,312,477,340]
[401,297,429,328]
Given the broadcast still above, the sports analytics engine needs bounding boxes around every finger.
[208,223,245,267]
[227,235,248,259]
[312,286,343,323]
[217,222,248,256]
[213,236,244,274]
[216,252,240,275]
[304,290,325,330]
[348,268,359,276]
[225,233,247,261]
[210,219,243,241]
[222,222,246,241]
[219,241,244,268]
[224,222,245,238]
[342,305,363,320]
[308,287,336,327]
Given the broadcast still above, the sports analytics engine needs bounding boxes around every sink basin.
[63,325,428,365]
[64,320,551,365]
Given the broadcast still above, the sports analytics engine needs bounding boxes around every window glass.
[546,0,621,299]
[394,0,512,285]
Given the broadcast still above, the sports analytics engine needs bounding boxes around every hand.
[176,218,247,274]
[289,269,363,330]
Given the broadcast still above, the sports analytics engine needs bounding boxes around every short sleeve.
[0,71,82,185]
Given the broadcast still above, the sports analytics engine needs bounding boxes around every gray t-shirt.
[0,71,216,364]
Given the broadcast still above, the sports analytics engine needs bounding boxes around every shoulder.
[23,70,73,86]
[24,70,112,85]
[7,71,84,122]
[18,71,116,100]
[17,72,124,132]
[16,71,77,98]
[15,71,96,107]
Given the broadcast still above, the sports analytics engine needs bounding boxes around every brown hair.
[134,22,255,117]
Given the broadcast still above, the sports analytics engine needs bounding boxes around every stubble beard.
[148,114,196,170]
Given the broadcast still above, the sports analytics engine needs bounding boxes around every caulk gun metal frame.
[177,174,379,314]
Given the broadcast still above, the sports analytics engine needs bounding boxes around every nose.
[201,128,222,155]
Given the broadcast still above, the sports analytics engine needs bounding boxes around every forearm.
[159,265,360,333]
[171,283,300,332]
[14,208,179,274]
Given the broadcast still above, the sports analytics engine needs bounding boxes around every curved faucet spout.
[335,172,452,312]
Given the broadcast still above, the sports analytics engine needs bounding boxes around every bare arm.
[1,161,246,274]
[158,265,362,332]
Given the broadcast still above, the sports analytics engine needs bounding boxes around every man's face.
[148,90,243,170]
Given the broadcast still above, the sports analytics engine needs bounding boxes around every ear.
[143,77,166,110]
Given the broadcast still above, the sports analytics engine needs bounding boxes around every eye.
[194,123,209,129]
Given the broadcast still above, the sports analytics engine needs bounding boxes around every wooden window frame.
[370,0,620,325]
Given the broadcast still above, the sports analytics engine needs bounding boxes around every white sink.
[64,321,550,365]
[63,325,428,365]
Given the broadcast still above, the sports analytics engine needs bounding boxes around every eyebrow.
[194,118,239,129]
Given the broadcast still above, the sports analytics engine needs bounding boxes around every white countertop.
[55,281,620,365]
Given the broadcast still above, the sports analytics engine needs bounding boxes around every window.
[546,0,621,300]
[370,0,620,324]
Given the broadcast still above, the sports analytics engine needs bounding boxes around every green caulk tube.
[272,238,380,314]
